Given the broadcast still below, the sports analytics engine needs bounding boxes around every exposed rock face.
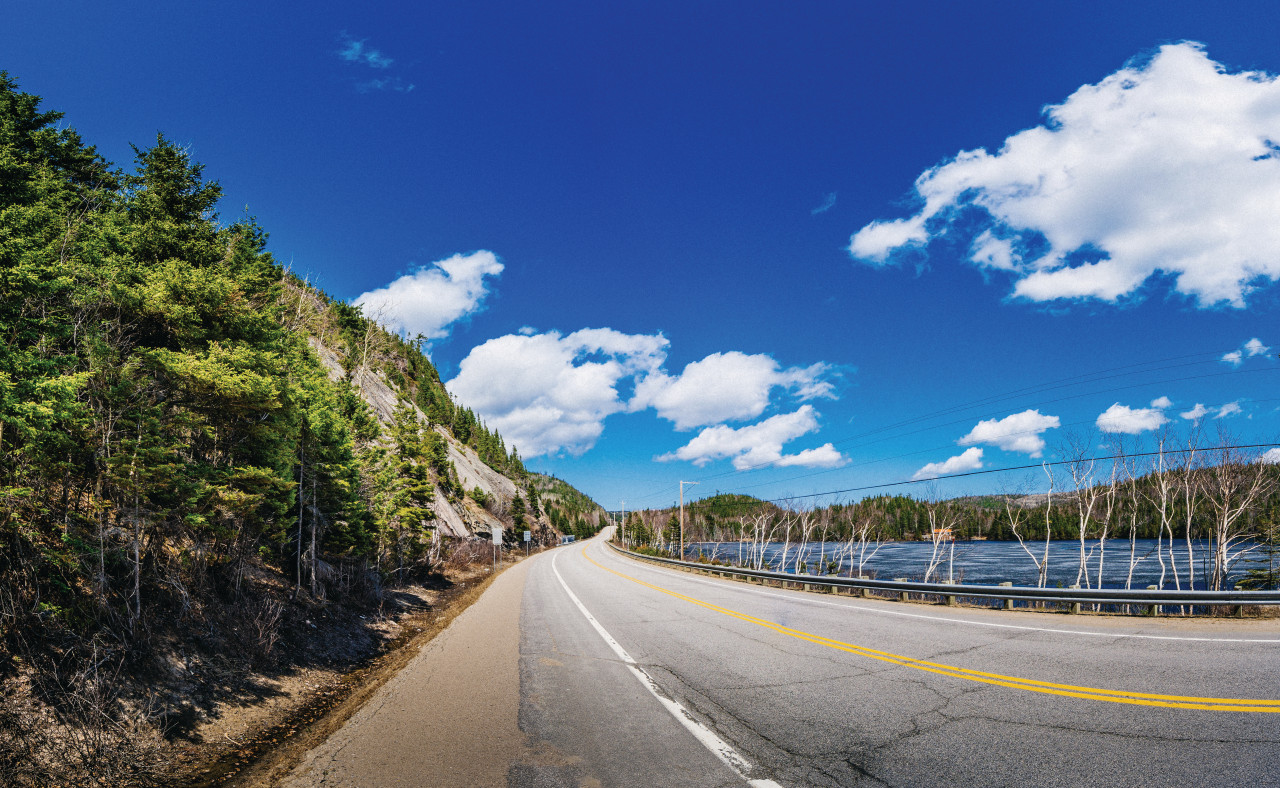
[306,337,529,542]
[430,493,472,539]
[443,427,517,502]
[309,337,345,382]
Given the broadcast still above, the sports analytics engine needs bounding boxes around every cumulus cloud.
[1181,403,1210,421]
[353,251,504,342]
[1216,401,1243,419]
[912,447,984,481]
[1261,448,1280,464]
[631,352,835,430]
[657,406,846,470]
[957,409,1059,457]
[849,43,1280,307]
[447,329,837,459]
[1096,402,1169,434]
[1181,401,1244,421]
[446,328,668,457]
[1150,396,1173,409]
[1224,337,1271,365]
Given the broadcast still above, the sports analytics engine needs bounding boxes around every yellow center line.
[583,545,1280,713]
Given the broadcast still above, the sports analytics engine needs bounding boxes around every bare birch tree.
[1204,430,1276,590]
[1064,432,1102,588]
[1001,478,1048,587]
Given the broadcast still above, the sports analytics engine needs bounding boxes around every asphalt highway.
[285,530,1280,787]
[516,531,1280,787]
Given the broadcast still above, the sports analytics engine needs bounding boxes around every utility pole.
[620,500,625,546]
[679,481,699,559]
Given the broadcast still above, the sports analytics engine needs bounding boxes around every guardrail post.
[999,581,1013,610]
[1146,585,1160,616]
[1069,585,1081,614]
[855,576,870,598]
[895,578,909,602]
[941,580,957,606]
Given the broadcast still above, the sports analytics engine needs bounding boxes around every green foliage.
[529,472,606,540]
[0,75,531,657]
[467,485,492,509]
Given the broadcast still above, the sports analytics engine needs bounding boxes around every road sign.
[523,530,531,542]
[492,526,503,546]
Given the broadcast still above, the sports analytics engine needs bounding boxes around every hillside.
[0,74,605,785]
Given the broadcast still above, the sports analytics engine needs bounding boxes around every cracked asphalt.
[519,533,1280,787]
[279,532,1278,787]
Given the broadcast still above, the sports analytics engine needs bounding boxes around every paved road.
[519,531,1279,788]
[286,530,1280,787]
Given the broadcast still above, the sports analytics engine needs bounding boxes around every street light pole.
[679,481,699,559]
[620,500,625,546]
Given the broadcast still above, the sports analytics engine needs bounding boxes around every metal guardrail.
[606,541,1280,611]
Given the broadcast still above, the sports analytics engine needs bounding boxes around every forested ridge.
[627,440,1280,591]
[0,74,601,784]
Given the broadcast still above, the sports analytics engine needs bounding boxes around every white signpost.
[492,526,502,569]
[523,530,531,556]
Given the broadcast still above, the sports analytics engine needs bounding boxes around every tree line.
[621,431,1279,591]
[0,69,546,721]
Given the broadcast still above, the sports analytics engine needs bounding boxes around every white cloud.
[969,230,1018,271]
[957,409,1059,457]
[353,251,504,342]
[657,406,847,470]
[1222,350,1244,366]
[446,328,668,457]
[338,33,393,69]
[447,328,837,459]
[1180,403,1209,421]
[1150,396,1173,409]
[1261,448,1280,464]
[849,215,927,263]
[1216,401,1243,419]
[849,43,1280,307]
[912,447,984,481]
[1245,337,1271,357]
[1096,402,1169,434]
[631,352,834,430]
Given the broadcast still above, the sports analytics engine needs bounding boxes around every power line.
[697,360,1274,482]
[624,363,1278,507]
[702,392,1280,498]
[668,441,1280,513]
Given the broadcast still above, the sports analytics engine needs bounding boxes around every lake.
[680,539,1266,589]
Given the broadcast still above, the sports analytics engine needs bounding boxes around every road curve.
[286,530,1280,787]
[520,531,1279,787]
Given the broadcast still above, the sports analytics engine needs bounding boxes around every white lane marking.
[551,550,783,788]
[603,544,1280,645]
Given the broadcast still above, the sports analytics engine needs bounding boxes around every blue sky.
[6,1,1280,510]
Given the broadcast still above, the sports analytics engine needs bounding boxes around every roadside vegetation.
[0,74,604,786]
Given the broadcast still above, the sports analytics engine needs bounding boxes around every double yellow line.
[585,546,1280,713]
